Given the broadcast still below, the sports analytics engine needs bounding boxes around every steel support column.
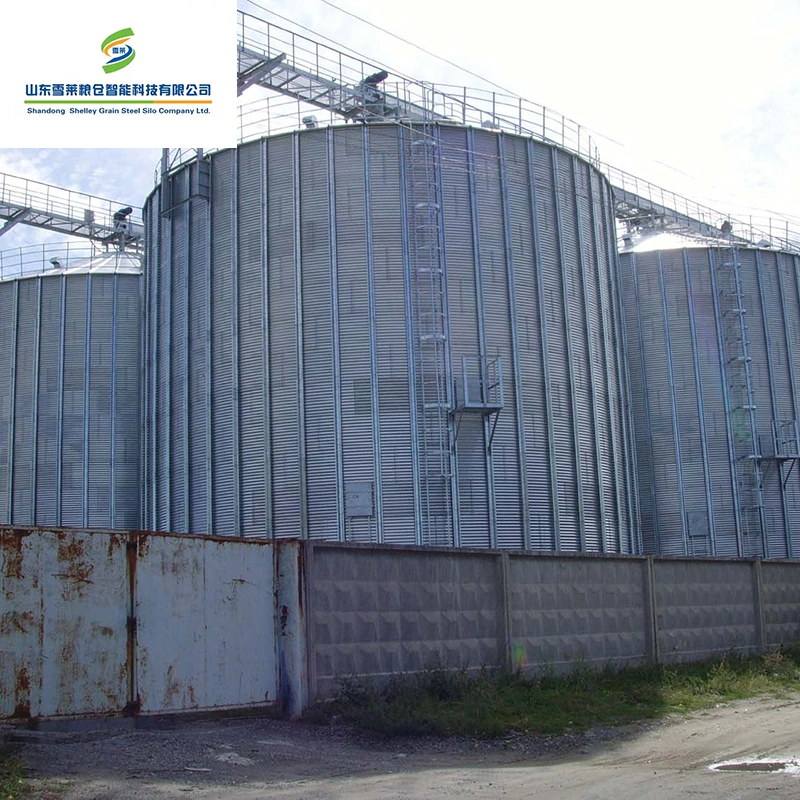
[398,127,423,546]
[82,276,92,528]
[326,129,345,542]
[551,150,586,549]
[231,150,242,537]
[260,140,274,538]
[683,250,717,555]
[30,279,41,524]
[466,129,496,548]
[572,156,606,550]
[292,133,309,539]
[363,127,384,543]
[630,253,660,552]
[589,174,624,552]
[775,253,799,557]
[526,140,560,549]
[657,251,689,553]
[498,134,530,549]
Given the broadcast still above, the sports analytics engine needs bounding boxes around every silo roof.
[0,250,142,282]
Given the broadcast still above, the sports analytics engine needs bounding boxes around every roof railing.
[0,242,140,282]
[226,11,800,254]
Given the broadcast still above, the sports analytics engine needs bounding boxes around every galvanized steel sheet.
[619,248,800,558]
[144,123,637,552]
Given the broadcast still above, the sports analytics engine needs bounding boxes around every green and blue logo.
[101,28,135,74]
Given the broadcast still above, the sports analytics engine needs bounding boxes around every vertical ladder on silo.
[407,120,453,546]
[715,244,765,556]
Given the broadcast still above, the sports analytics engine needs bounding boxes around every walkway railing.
[228,10,800,254]
[0,172,143,233]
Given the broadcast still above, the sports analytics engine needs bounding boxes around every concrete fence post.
[275,539,311,718]
[499,552,513,671]
[643,556,659,664]
[752,559,766,653]
[304,541,317,706]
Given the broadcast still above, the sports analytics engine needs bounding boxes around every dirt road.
[11,694,800,799]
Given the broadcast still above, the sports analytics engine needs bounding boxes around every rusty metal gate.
[1,528,280,720]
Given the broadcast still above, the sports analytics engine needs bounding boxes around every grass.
[0,746,30,800]
[317,642,800,737]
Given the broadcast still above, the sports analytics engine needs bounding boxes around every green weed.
[317,642,800,738]
[0,746,30,800]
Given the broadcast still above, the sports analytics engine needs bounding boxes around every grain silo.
[143,122,639,552]
[619,246,800,558]
[0,250,141,529]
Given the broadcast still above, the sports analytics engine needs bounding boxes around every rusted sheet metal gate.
[1,528,302,721]
[1,528,129,719]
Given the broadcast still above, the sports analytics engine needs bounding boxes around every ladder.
[714,243,765,556]
[407,120,452,546]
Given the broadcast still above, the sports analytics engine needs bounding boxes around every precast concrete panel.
[619,248,800,558]
[761,561,800,646]
[308,546,504,698]
[144,123,636,551]
[653,559,758,661]
[508,555,648,671]
[0,265,141,529]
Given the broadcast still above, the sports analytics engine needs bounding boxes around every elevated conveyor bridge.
[236,9,799,255]
[0,171,143,254]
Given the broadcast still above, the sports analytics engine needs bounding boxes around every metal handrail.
[605,164,798,252]
[222,11,800,253]
[0,172,143,231]
[0,242,139,282]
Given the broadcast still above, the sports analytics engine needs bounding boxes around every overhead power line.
[314,0,517,96]
[239,1,797,227]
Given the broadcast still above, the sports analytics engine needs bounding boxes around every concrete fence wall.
[304,543,800,702]
[3,529,800,721]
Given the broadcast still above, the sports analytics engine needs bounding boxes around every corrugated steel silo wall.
[619,248,800,557]
[0,273,140,528]
[144,124,637,551]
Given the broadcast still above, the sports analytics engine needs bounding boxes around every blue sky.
[1,0,798,252]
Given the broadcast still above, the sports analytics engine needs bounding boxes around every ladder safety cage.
[406,118,454,547]
[713,241,766,557]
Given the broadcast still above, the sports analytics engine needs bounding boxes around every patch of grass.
[318,643,800,738]
[0,746,30,800]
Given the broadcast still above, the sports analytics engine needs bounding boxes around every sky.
[1,0,799,253]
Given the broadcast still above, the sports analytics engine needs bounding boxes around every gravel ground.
[5,693,800,799]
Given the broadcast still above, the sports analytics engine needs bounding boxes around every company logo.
[101,28,135,74]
